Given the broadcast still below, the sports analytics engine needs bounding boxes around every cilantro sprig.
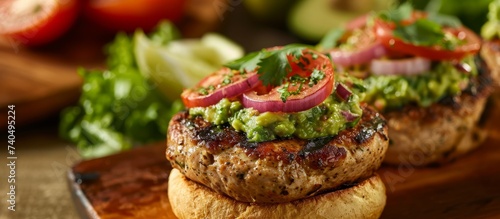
[379,3,459,50]
[224,44,310,86]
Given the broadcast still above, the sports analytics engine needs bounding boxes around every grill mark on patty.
[173,105,387,170]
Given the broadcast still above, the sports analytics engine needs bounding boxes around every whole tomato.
[0,0,80,46]
[83,0,186,32]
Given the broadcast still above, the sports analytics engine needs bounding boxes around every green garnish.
[277,82,303,102]
[316,28,345,51]
[379,2,412,22]
[225,44,310,86]
[380,3,456,50]
[309,69,325,87]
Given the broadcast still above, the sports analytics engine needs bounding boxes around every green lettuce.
[59,22,183,158]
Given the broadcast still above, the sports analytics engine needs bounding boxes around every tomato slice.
[84,0,185,32]
[242,51,334,112]
[181,68,259,108]
[374,18,481,60]
[0,0,79,46]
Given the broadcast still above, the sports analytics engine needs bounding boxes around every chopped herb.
[224,44,310,86]
[277,82,303,103]
[198,87,208,95]
[222,73,233,85]
[309,69,325,87]
[198,85,215,95]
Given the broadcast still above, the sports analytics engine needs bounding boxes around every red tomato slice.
[0,0,79,46]
[84,0,186,32]
[242,50,335,113]
[181,68,260,108]
[374,18,481,60]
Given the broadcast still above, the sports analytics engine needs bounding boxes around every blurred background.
[0,0,496,218]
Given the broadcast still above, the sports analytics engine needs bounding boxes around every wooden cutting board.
[67,97,500,219]
[0,20,109,130]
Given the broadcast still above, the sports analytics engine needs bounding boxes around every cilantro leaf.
[224,51,262,73]
[393,19,446,47]
[317,28,345,51]
[380,2,413,22]
[257,44,306,86]
[427,13,462,28]
[225,44,309,86]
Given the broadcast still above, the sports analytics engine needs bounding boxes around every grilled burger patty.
[166,104,388,203]
[383,56,494,165]
[481,40,500,87]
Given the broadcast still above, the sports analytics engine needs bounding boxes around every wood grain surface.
[68,95,500,219]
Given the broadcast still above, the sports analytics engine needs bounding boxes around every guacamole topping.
[362,56,476,111]
[189,73,364,142]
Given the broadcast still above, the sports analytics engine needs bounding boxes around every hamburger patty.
[481,40,500,87]
[383,56,494,165]
[166,104,388,203]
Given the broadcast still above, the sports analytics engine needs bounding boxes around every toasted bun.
[168,169,386,219]
[383,93,488,166]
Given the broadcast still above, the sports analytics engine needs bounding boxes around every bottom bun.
[168,169,386,219]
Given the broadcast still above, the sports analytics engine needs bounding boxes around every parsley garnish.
[224,44,310,86]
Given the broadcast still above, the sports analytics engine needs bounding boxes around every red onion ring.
[369,57,432,76]
[182,70,260,107]
[329,42,387,67]
[242,74,334,113]
[335,84,352,101]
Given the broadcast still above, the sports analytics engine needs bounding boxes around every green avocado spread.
[189,73,364,142]
[362,56,476,111]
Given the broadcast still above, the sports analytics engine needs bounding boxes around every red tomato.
[242,50,335,113]
[374,18,481,60]
[0,0,80,46]
[84,0,186,32]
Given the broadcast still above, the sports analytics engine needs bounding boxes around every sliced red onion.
[242,75,334,113]
[369,57,431,76]
[183,71,260,107]
[341,110,359,122]
[329,42,387,67]
[452,61,472,74]
[335,83,352,101]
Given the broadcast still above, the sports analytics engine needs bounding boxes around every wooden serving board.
[67,97,500,219]
[0,20,110,130]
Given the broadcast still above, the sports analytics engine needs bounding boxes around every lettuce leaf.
[59,22,183,158]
